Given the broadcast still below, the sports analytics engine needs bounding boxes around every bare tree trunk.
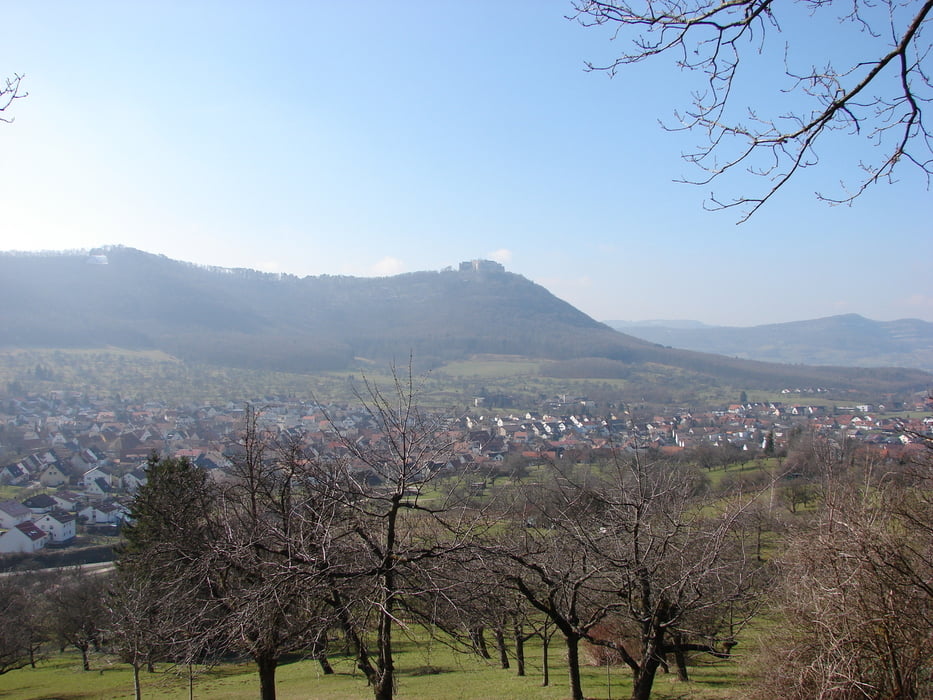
[541,632,550,687]
[495,628,510,669]
[334,591,378,683]
[470,627,490,659]
[313,632,333,674]
[673,647,689,681]
[373,600,395,700]
[132,662,142,700]
[631,655,663,700]
[373,494,400,700]
[566,633,584,700]
[256,654,278,700]
[513,622,525,676]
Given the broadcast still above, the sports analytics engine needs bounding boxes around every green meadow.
[0,629,755,700]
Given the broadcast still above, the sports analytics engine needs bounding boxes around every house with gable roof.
[35,510,77,545]
[122,465,148,493]
[0,461,30,486]
[22,493,58,515]
[0,521,48,554]
[0,500,33,529]
[39,461,70,487]
[79,499,129,525]
[52,490,82,512]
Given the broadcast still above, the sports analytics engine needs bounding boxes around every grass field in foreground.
[0,630,756,700]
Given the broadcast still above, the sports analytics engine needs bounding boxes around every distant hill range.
[607,317,933,374]
[1,247,929,394]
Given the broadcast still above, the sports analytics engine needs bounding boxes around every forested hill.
[606,315,933,373]
[0,247,653,369]
[0,247,929,393]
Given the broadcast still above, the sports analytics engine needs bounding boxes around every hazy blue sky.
[2,1,930,326]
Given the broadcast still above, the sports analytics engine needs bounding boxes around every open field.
[2,347,913,413]
[0,630,756,700]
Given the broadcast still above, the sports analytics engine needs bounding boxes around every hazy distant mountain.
[605,316,933,373]
[1,247,929,393]
[608,320,714,330]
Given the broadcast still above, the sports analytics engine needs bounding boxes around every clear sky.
[1,1,930,326]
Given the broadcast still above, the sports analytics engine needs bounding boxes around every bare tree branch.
[0,74,26,123]
[573,0,933,221]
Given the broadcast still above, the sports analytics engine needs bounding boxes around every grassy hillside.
[0,630,753,700]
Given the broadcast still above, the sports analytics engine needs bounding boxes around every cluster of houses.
[0,457,144,555]
[1,389,930,556]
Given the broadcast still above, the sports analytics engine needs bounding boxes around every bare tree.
[123,431,339,700]
[0,574,46,675]
[209,408,338,700]
[105,567,187,700]
[486,450,765,700]
[482,473,629,700]
[317,364,472,700]
[48,568,109,672]
[594,453,765,700]
[573,0,933,221]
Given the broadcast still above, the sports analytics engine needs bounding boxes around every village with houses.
[1,388,931,559]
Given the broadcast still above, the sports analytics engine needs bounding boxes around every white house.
[0,521,48,554]
[0,500,33,529]
[84,477,114,498]
[0,462,30,486]
[79,500,129,525]
[22,493,58,515]
[81,465,115,489]
[34,511,77,544]
[122,466,148,493]
[52,490,82,512]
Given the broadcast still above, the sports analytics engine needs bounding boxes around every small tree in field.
[595,452,765,700]
[0,575,45,675]
[122,437,336,700]
[48,569,108,672]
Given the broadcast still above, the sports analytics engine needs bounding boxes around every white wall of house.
[34,514,76,543]
[0,523,48,554]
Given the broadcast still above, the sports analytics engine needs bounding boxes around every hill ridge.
[1,247,929,393]
[605,314,933,373]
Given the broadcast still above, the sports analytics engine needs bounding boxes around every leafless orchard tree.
[484,449,767,700]
[104,566,204,700]
[47,568,109,672]
[316,364,481,700]
[485,477,623,700]
[0,574,46,675]
[572,0,933,221]
[120,443,328,700]
[593,452,766,700]
[177,408,343,700]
